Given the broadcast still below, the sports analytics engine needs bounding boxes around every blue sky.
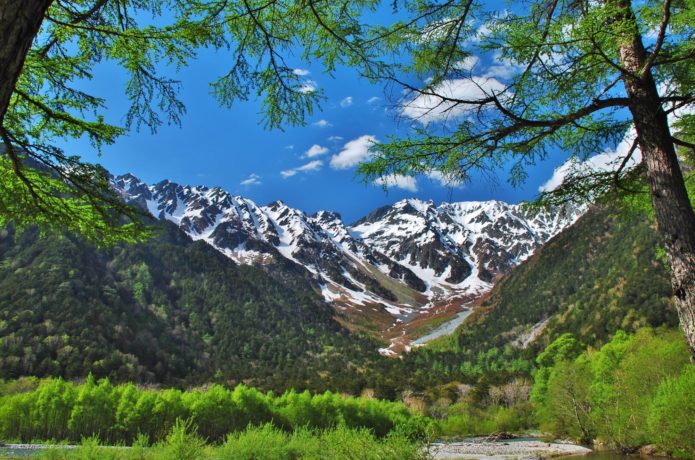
[58,12,573,224]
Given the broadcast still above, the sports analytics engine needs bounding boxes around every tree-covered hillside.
[0,222,387,392]
[430,204,678,359]
[0,201,683,396]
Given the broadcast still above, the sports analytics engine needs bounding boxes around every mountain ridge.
[112,173,584,346]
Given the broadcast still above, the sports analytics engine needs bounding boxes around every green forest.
[1,327,693,458]
[2,195,693,452]
[2,199,680,396]
[1,205,693,455]
[0,221,400,394]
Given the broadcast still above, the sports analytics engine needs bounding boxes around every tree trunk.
[0,0,53,126]
[615,1,695,358]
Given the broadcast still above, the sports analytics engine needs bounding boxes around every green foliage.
[220,424,298,460]
[591,329,689,450]
[535,333,584,369]
[358,0,694,208]
[22,423,424,459]
[648,367,695,458]
[530,333,584,408]
[0,379,432,446]
[438,401,534,437]
[0,222,399,393]
[536,328,695,456]
[537,357,594,444]
[158,419,206,460]
[68,376,116,441]
[0,156,152,247]
[75,436,112,460]
[219,424,425,460]
[2,0,384,243]
[396,341,534,392]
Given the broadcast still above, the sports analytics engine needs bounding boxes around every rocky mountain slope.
[112,174,583,343]
[427,204,678,358]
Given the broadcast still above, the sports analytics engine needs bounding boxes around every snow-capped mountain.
[351,198,583,296]
[112,173,584,327]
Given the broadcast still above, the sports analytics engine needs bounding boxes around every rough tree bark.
[0,0,53,126]
[616,0,695,358]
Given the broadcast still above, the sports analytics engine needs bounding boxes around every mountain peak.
[111,172,583,334]
[313,210,343,222]
[394,198,435,213]
[115,172,140,182]
[266,199,287,209]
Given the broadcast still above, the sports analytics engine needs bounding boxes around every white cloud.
[240,173,262,186]
[459,21,495,47]
[426,170,464,188]
[298,160,323,171]
[330,135,378,169]
[539,94,693,193]
[483,63,518,80]
[312,119,332,128]
[328,135,344,142]
[539,128,641,192]
[304,144,329,158]
[453,56,480,71]
[299,80,318,93]
[401,76,506,124]
[293,68,310,76]
[340,96,353,108]
[374,174,418,192]
[285,144,295,150]
[367,96,381,105]
[281,160,323,178]
[482,51,522,80]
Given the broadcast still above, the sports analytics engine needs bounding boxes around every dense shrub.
[219,424,425,460]
[648,366,695,458]
[438,401,534,437]
[0,379,433,445]
[158,419,206,460]
[534,328,695,456]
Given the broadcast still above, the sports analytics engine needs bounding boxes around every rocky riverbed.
[428,439,592,459]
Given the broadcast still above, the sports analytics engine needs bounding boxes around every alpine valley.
[3,0,694,454]
[1,168,690,457]
[111,173,584,353]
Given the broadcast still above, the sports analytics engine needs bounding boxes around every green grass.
[22,423,427,460]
